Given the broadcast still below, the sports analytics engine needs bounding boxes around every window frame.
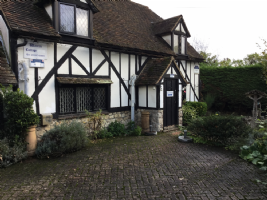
[172,33,187,55]
[58,2,90,37]
[58,84,108,115]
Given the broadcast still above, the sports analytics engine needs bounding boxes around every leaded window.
[59,85,107,114]
[173,34,186,55]
[59,3,89,37]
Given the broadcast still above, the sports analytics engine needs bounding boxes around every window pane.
[59,88,75,113]
[173,35,179,54]
[60,4,75,33]
[94,87,106,110]
[76,8,88,36]
[76,87,92,112]
[181,36,186,54]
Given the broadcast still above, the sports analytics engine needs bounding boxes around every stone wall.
[36,111,131,140]
[135,109,163,132]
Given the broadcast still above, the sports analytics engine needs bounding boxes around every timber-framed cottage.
[0,0,203,135]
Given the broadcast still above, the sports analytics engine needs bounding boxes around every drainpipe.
[18,61,29,96]
[129,74,137,121]
[15,39,28,94]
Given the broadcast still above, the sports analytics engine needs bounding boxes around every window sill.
[58,111,109,120]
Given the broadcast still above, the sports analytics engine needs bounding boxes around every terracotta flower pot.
[26,125,37,156]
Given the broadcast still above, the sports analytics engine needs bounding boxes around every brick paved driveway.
[0,133,267,200]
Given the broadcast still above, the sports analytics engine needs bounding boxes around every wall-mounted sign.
[167,91,174,97]
[24,42,47,60]
[170,74,175,78]
[194,66,200,74]
[30,59,44,68]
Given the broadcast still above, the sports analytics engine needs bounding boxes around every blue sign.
[30,59,44,68]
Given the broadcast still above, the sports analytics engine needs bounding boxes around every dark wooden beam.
[31,45,77,101]
[100,50,131,99]
[71,54,90,76]
[92,59,106,75]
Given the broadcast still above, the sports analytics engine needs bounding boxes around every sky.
[132,0,267,61]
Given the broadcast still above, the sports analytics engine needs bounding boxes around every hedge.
[200,64,267,112]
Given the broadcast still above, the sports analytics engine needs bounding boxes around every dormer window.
[59,3,89,37]
[173,23,187,55]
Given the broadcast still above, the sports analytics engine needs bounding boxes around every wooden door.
[164,79,178,126]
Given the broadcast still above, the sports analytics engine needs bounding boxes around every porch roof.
[57,77,113,84]
[135,57,188,86]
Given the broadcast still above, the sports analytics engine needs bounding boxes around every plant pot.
[26,125,37,156]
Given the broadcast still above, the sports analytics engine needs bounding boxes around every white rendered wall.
[17,39,55,114]
[0,16,10,60]
[162,35,171,46]
[57,44,71,74]
[179,84,182,107]
[121,53,129,107]
[139,86,146,107]
[148,86,156,108]
[160,79,164,108]
[110,52,120,108]
[130,55,135,76]
[95,50,109,76]
[44,4,53,20]
[92,49,105,73]
[72,46,89,75]
[141,56,147,66]
[190,62,195,101]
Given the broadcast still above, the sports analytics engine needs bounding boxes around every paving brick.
[1,134,267,199]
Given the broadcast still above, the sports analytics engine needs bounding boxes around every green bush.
[35,121,88,159]
[200,64,267,112]
[240,132,267,173]
[184,102,207,116]
[125,121,142,136]
[0,138,27,168]
[187,115,251,146]
[182,103,197,125]
[107,121,125,137]
[0,91,4,132]
[132,126,142,136]
[0,85,39,146]
[97,128,113,139]
[204,93,216,110]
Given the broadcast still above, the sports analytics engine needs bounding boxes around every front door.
[164,78,178,126]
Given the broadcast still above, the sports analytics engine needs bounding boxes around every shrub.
[0,91,4,134]
[0,85,39,146]
[184,102,207,116]
[204,93,216,110]
[125,121,142,136]
[97,128,113,139]
[0,138,27,168]
[187,115,251,146]
[182,103,197,125]
[132,126,142,136]
[240,132,267,173]
[107,121,125,137]
[86,110,104,139]
[35,121,88,158]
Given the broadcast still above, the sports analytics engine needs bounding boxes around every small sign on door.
[167,91,174,97]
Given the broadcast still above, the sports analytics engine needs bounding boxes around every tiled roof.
[0,0,203,60]
[152,15,182,35]
[0,39,17,86]
[0,1,60,38]
[57,77,112,84]
[92,0,175,55]
[136,57,187,86]
[187,42,204,60]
